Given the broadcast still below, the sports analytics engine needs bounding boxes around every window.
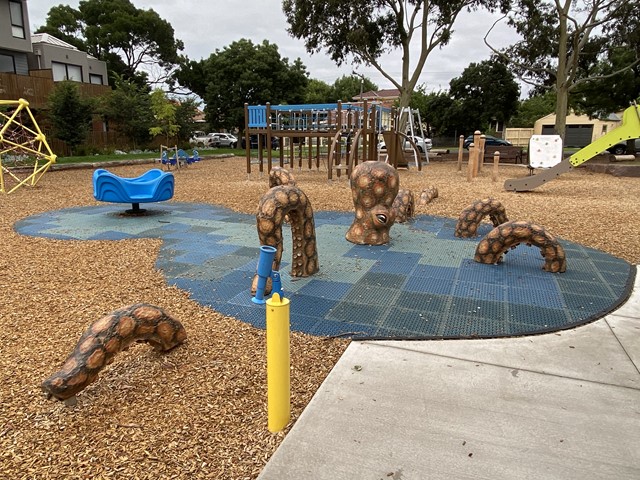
[9,1,25,39]
[89,73,103,85]
[52,62,82,82]
[0,54,16,73]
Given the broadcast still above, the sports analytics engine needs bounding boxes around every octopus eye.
[375,214,388,224]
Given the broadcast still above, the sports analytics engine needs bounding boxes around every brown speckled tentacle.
[269,166,296,188]
[42,304,186,402]
[253,185,318,293]
[392,189,415,223]
[418,186,438,205]
[346,161,399,245]
[474,221,567,273]
[454,198,508,238]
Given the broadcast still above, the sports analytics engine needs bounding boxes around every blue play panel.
[15,202,635,339]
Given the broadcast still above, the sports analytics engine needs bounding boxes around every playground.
[0,154,639,478]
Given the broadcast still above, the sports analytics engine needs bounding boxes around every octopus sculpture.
[392,189,415,223]
[474,220,567,273]
[418,186,439,205]
[42,304,186,404]
[253,184,319,294]
[454,198,508,238]
[346,161,399,245]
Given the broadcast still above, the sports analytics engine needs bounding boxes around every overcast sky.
[26,0,525,96]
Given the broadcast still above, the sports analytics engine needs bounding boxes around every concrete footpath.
[259,274,640,480]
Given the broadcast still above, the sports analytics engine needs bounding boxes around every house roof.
[31,33,78,50]
[355,88,401,100]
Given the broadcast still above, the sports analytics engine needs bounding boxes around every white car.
[378,136,432,153]
[189,131,216,147]
[210,133,238,148]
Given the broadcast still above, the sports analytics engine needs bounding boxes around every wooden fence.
[0,71,111,109]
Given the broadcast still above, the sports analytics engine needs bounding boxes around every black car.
[241,135,279,150]
[463,135,512,149]
[606,138,640,155]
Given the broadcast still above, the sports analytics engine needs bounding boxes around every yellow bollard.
[266,292,291,432]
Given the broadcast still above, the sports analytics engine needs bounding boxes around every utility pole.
[352,71,365,103]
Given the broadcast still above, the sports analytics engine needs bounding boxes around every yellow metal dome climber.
[0,98,57,194]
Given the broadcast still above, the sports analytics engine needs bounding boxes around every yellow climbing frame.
[0,98,57,194]
[505,103,640,192]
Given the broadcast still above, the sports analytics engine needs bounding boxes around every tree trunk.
[396,87,413,135]
[554,1,571,141]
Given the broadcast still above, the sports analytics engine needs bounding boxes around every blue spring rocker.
[92,168,175,214]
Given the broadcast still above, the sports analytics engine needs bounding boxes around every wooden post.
[472,130,481,177]
[266,103,272,175]
[478,134,486,174]
[492,151,500,182]
[244,103,251,176]
[457,135,464,171]
[467,143,474,182]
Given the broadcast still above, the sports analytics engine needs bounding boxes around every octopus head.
[346,161,399,245]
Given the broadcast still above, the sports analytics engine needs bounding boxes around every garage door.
[542,124,594,148]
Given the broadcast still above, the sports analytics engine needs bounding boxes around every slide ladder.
[505,104,640,192]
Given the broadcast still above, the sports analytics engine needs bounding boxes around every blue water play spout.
[252,245,277,304]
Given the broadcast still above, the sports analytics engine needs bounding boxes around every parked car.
[463,135,512,149]
[189,131,216,147]
[605,138,640,155]
[378,136,433,153]
[241,135,279,150]
[210,133,238,148]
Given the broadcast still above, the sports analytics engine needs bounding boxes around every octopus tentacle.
[392,189,415,223]
[42,304,186,402]
[269,166,296,188]
[418,186,439,205]
[474,220,567,273]
[253,185,319,293]
[454,197,508,238]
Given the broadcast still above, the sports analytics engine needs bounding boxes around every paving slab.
[259,284,640,480]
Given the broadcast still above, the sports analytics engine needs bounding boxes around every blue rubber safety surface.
[15,202,636,339]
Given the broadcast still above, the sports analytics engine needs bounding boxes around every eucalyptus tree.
[485,0,639,139]
[282,0,510,117]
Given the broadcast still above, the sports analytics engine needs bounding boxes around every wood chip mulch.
[1,155,638,479]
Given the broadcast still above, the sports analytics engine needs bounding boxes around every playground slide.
[504,104,640,192]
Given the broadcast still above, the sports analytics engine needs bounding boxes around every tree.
[571,48,640,119]
[485,0,639,140]
[448,58,520,133]
[333,74,378,102]
[35,5,86,51]
[98,74,153,149]
[174,98,200,145]
[304,79,334,104]
[47,81,93,155]
[410,88,463,137]
[282,0,508,125]
[508,90,556,128]
[37,0,184,85]
[175,39,308,133]
[149,89,179,144]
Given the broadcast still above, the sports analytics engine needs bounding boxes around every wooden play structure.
[0,98,56,194]
[243,100,429,179]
